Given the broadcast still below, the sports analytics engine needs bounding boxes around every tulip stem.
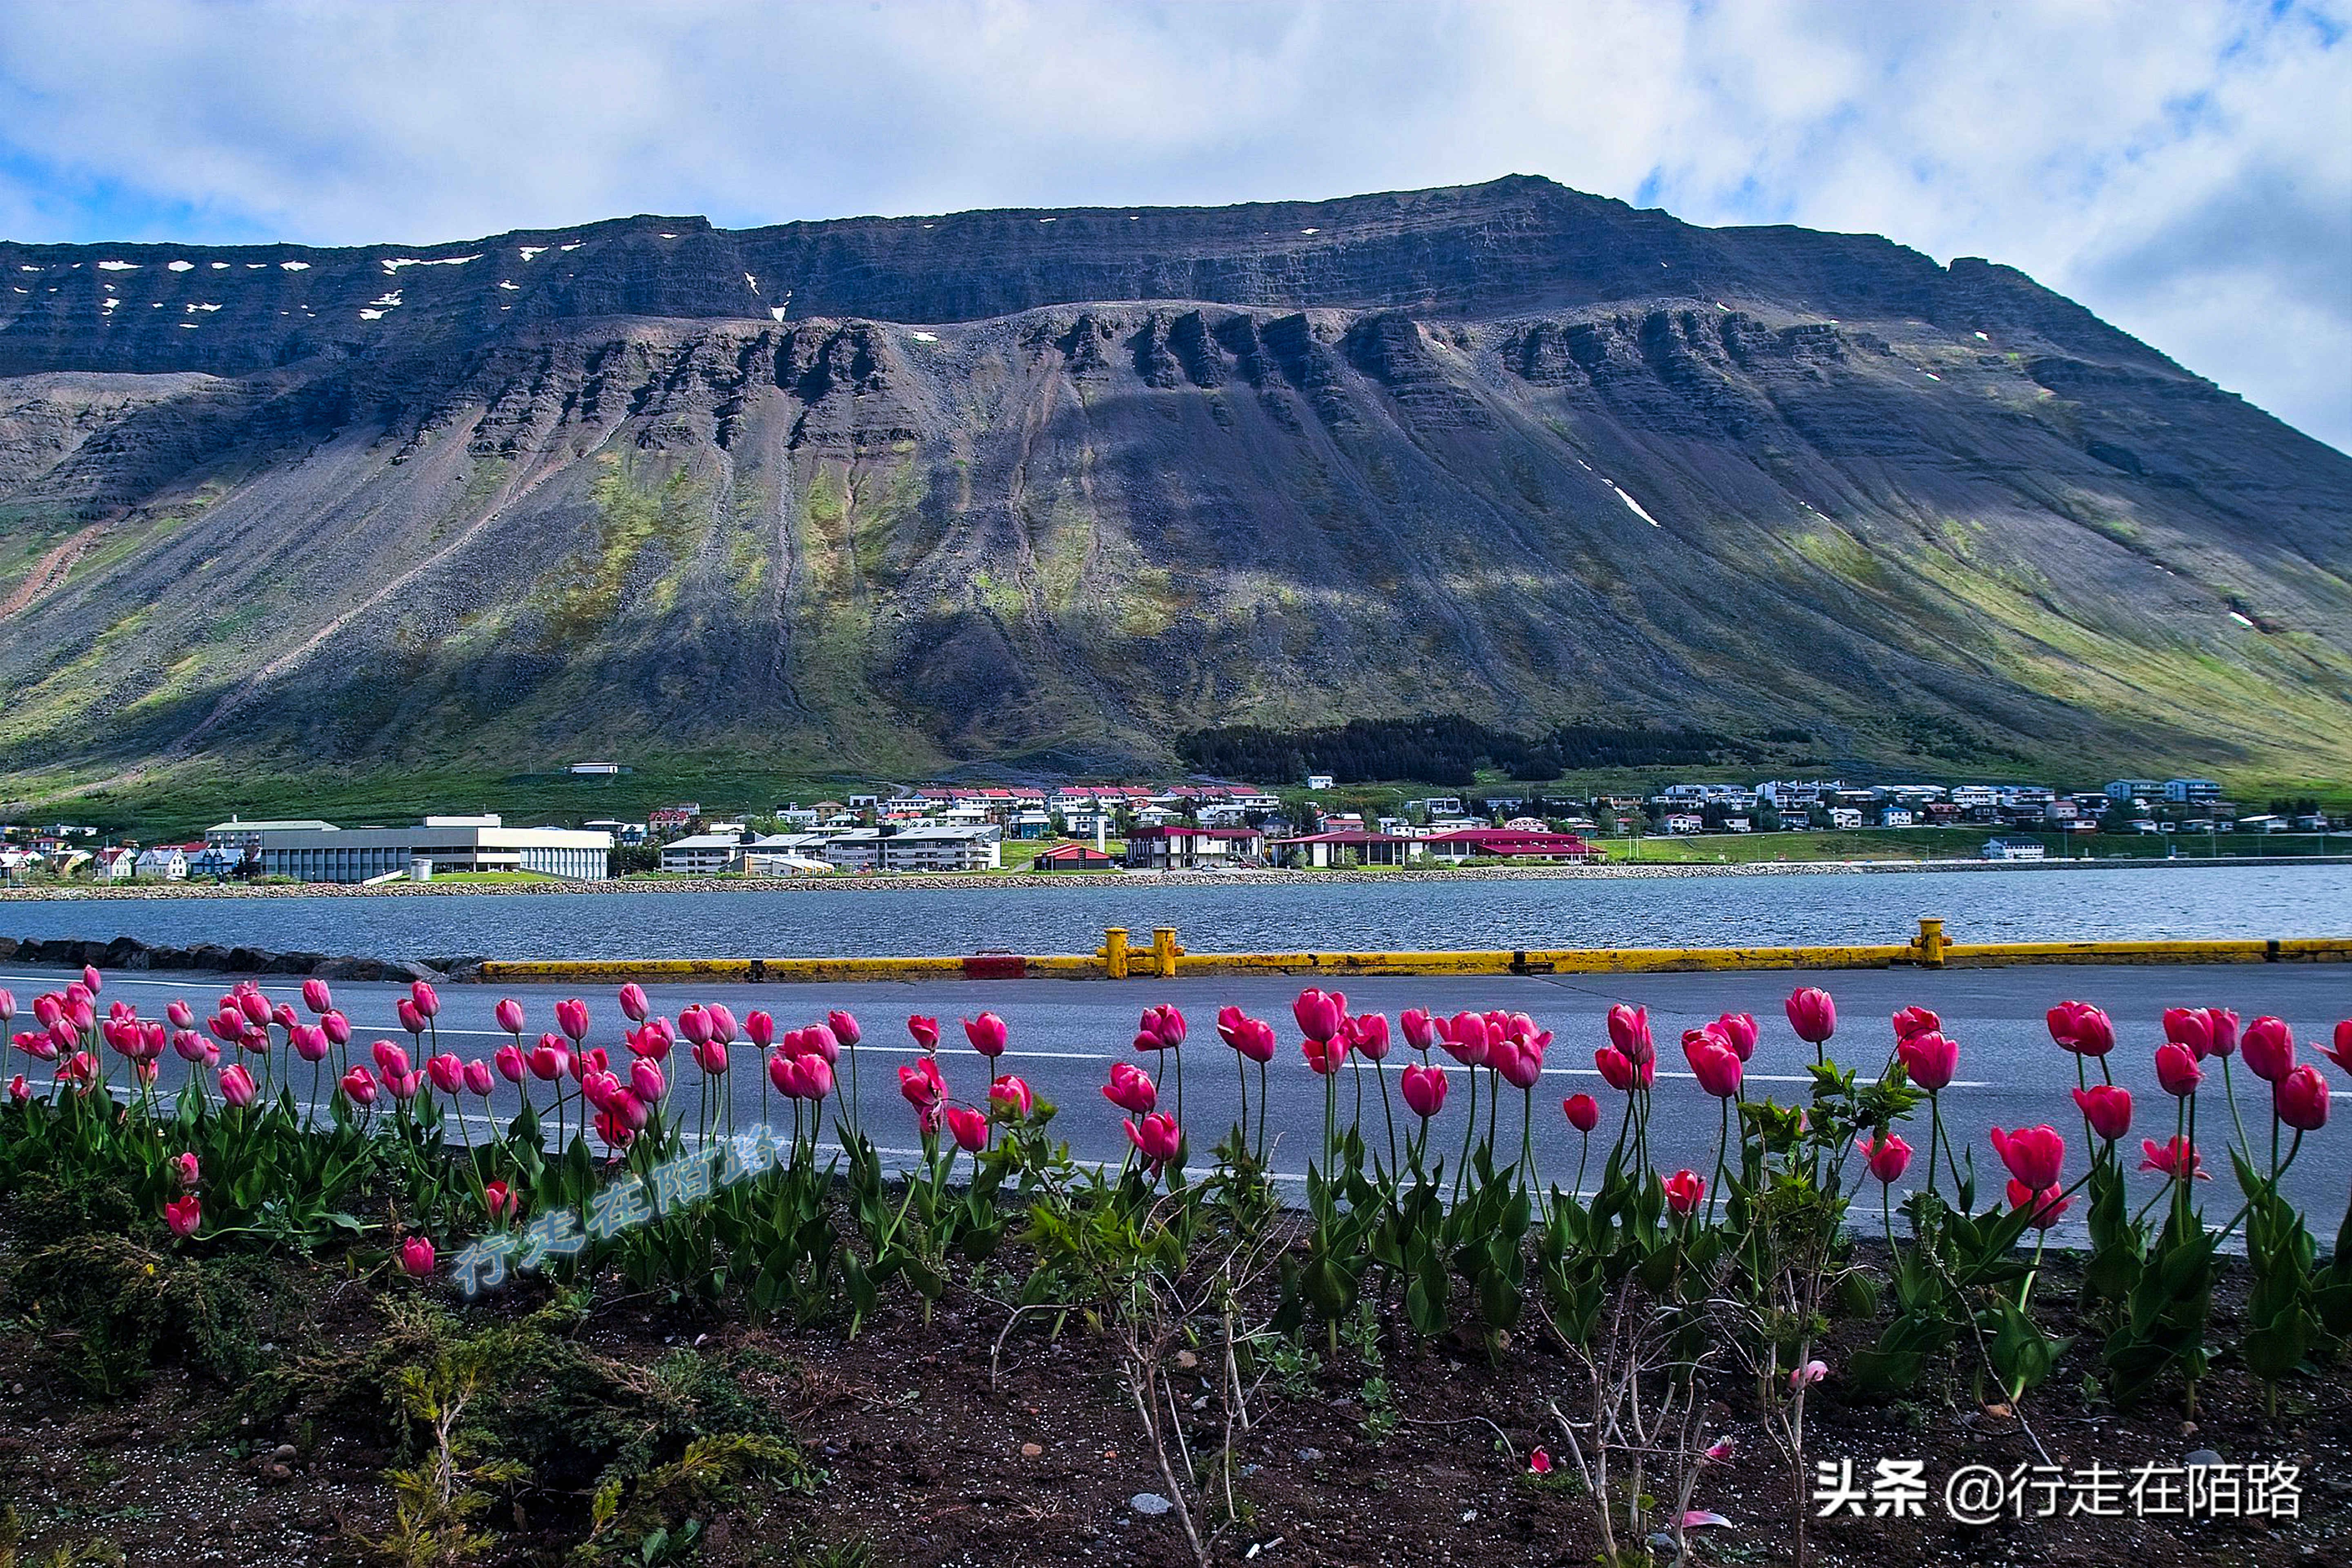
[2221,1056,2252,1168]
[1453,1067,1478,1204]
[1376,1063,1399,1180]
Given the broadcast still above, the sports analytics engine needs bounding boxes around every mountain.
[2,175,2347,790]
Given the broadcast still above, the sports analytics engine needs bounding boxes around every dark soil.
[0,1238,2343,1568]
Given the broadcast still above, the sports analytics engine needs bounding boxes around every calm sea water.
[3,864,2349,961]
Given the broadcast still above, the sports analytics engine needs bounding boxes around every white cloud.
[0,0,2344,445]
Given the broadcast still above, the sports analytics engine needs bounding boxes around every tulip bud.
[1400,1007,1437,1051]
[395,997,425,1037]
[1897,1030,1958,1092]
[1990,1124,2066,1190]
[291,1023,331,1062]
[1785,987,1837,1045]
[2070,1083,2133,1142]
[494,998,526,1036]
[302,978,334,1016]
[322,1009,351,1047]
[630,1058,666,1102]
[1102,1061,1157,1115]
[964,1012,1009,1058]
[827,1009,862,1047]
[1662,1168,1705,1215]
[165,998,194,1030]
[218,1063,256,1107]
[1714,1011,1759,1061]
[2241,1016,2295,1082]
[746,1010,775,1049]
[944,1104,989,1153]
[341,1065,378,1105]
[165,1195,202,1238]
[618,982,650,1022]
[2006,1180,2070,1230]
[1293,988,1345,1043]
[1400,1062,1448,1118]
[2154,1042,2204,1097]
[1563,1091,1600,1133]
[1124,1111,1182,1169]
[409,981,439,1019]
[1857,1133,1912,1184]
[907,1014,940,1051]
[400,1237,436,1276]
[2045,1000,2115,1057]
[82,964,103,995]
[988,1074,1034,1118]
[1890,1005,1940,1044]
[2275,1064,2330,1131]
[678,1005,712,1045]
[463,1058,494,1096]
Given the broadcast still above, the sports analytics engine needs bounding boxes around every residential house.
[1663,813,1706,835]
[1982,837,2047,861]
[135,844,193,880]
[659,833,746,875]
[1034,842,1117,872]
[2165,779,2222,804]
[1122,826,1266,870]
[1827,808,1864,830]
[1272,830,1420,869]
[1879,807,1914,829]
[820,825,1002,873]
[94,846,140,880]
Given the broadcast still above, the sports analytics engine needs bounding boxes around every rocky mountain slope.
[2,176,2346,784]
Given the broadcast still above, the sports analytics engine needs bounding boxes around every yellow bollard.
[1098,927,1130,980]
[1150,926,1186,979]
[1916,916,1947,969]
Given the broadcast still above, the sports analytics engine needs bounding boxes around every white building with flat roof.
[253,822,610,882]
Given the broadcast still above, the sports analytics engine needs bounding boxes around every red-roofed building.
[1034,842,1117,872]
[1421,828,1605,864]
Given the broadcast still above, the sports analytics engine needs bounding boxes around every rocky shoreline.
[0,933,470,982]
[1,853,2347,905]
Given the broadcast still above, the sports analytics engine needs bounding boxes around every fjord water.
[4,864,2350,962]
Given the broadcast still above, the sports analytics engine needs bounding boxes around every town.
[0,773,2339,886]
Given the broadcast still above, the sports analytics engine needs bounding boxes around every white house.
[1663,813,1706,834]
[1828,807,1864,830]
[134,845,191,880]
[1305,774,1335,791]
[659,833,746,875]
[1982,837,2047,861]
[1878,807,1914,829]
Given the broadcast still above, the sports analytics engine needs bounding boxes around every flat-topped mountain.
[2,177,2346,785]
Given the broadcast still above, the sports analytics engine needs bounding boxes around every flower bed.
[2,969,2346,1565]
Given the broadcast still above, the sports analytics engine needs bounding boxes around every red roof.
[1272,831,1411,845]
[1127,825,1264,840]
[1424,829,1601,857]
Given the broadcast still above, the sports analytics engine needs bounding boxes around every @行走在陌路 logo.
[1811,1456,2302,1524]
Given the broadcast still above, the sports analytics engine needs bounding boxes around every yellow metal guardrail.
[474,920,2352,986]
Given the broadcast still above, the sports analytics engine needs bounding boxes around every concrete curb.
[475,922,2352,986]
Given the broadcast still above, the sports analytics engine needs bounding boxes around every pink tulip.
[1302,1035,1349,1076]
[1125,1111,1182,1169]
[797,1023,841,1065]
[1606,1003,1650,1060]
[6,1074,25,1102]
[989,1074,1034,1118]
[545,996,584,1041]
[2275,1065,2330,1131]
[1218,1010,1277,1064]
[1789,1359,1828,1390]
[693,1038,728,1074]
[678,1005,713,1045]
[169,1151,200,1187]
[2163,1007,2214,1059]
[1785,987,1836,1045]
[1715,1011,1758,1061]
[494,998,526,1036]
[165,1195,202,1238]
[2045,1000,2115,1057]
[218,1063,256,1107]
[618,982,650,1022]
[827,1009,862,1047]
[1400,1062,1448,1118]
[1135,1003,1187,1053]
[483,1180,519,1220]
[1595,1045,1651,1093]
[165,997,194,1030]
[2071,1084,2133,1142]
[1857,1133,1913,1184]
[528,1038,569,1081]
[2242,1016,2295,1082]
[964,1012,1009,1058]
[630,1058,666,1102]
[944,1104,990,1153]
[394,996,425,1037]
[1348,1012,1392,1061]
[321,1010,351,1047]
[570,1045,608,1083]
[1891,1005,1941,1044]
[33,993,63,1029]
[1441,1011,1491,1067]
[405,980,437,1019]
[2207,1008,2241,1057]
[908,1015,940,1051]
[1897,1030,1958,1092]
[1662,1168,1705,1215]
[1103,1061,1158,1115]
[341,1065,378,1105]
[746,1010,776,1049]
[373,1039,411,1079]
[1492,1037,1545,1090]
[1400,1007,1437,1051]
[58,1051,97,1089]
[463,1058,494,1096]
[899,1055,947,1111]
[173,1030,216,1066]
[290,1023,331,1062]
[796,1053,836,1100]
[1990,1124,2066,1190]
[1564,1091,1600,1133]
[625,1018,674,1061]
[1293,988,1346,1043]
[2155,1042,2204,1097]
[703,1003,736,1044]
[1528,1447,1552,1476]
[2325,1019,2352,1074]
[1683,1029,1744,1098]
[2138,1136,2209,1181]
[302,977,333,1015]
[400,1237,436,1276]
[82,964,102,994]
[2007,1180,2070,1230]
[386,1068,423,1102]
[494,1042,526,1082]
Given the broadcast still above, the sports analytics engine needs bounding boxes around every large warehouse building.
[230,816,612,882]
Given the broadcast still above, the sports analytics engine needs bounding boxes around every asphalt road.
[8,963,2346,1236]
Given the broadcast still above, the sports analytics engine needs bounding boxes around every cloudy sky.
[2,0,2346,447]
